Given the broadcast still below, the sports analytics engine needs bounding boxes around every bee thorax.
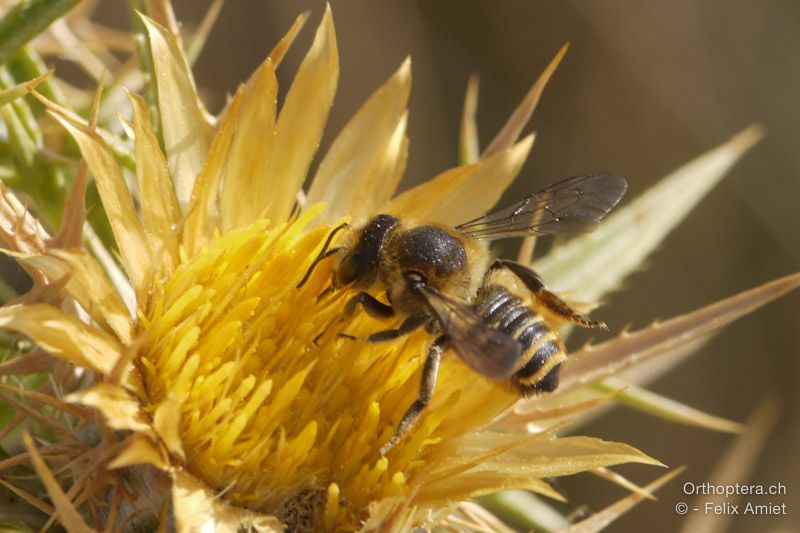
[392,226,466,276]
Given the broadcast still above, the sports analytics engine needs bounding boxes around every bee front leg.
[339,293,396,341]
[380,335,446,456]
[489,259,607,330]
[343,292,395,321]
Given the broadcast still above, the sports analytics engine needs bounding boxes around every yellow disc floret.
[135,207,478,528]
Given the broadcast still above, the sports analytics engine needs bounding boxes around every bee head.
[333,214,399,289]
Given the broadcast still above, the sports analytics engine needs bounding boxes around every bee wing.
[455,173,627,239]
[419,286,521,380]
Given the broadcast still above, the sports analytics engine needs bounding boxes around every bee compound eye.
[336,254,359,286]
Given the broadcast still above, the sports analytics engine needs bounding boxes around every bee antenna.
[296,222,350,288]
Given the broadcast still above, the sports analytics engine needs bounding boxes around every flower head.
[0,3,796,532]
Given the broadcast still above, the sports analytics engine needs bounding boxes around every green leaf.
[595,378,742,433]
[0,103,37,170]
[538,126,763,302]
[0,0,80,65]
[0,68,42,146]
[0,97,65,231]
[8,47,64,107]
[0,70,50,109]
[480,490,569,532]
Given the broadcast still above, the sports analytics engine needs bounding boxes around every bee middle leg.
[367,313,428,343]
[488,259,607,330]
[380,335,446,456]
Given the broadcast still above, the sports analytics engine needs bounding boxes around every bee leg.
[343,292,394,321]
[380,335,446,456]
[312,326,356,345]
[490,259,607,330]
[288,200,300,222]
[367,314,428,343]
[296,222,350,289]
[316,284,336,303]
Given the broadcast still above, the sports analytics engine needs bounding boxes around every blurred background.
[88,1,800,531]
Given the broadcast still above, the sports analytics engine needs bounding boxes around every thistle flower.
[0,3,797,532]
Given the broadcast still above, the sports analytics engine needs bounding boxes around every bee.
[297,173,627,454]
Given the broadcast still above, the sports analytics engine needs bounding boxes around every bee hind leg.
[380,335,446,456]
[489,259,607,330]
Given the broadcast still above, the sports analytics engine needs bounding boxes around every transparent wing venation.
[455,173,627,239]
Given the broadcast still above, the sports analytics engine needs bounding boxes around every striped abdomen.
[473,284,566,396]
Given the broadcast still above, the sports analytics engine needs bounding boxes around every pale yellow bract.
[0,4,791,532]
